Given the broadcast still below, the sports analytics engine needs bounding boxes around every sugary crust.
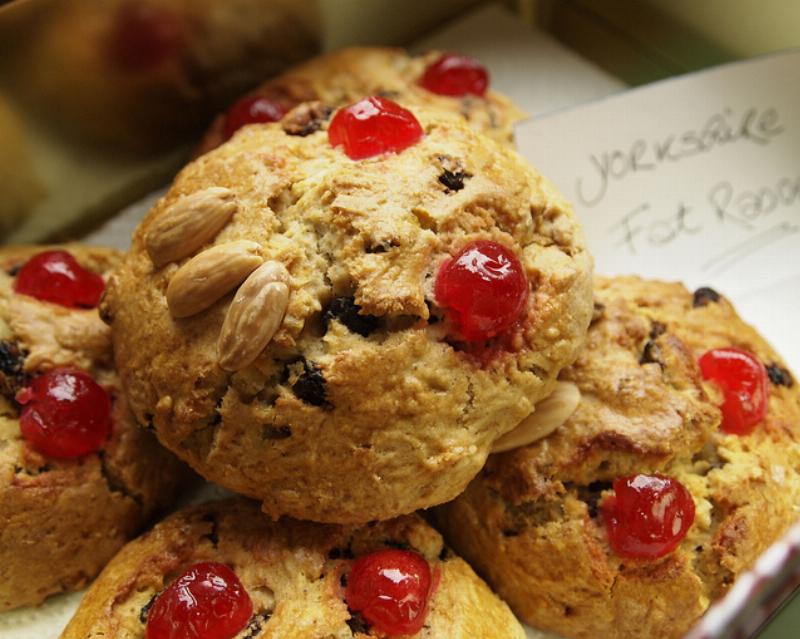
[61,498,526,639]
[0,245,189,611]
[197,46,526,155]
[434,276,800,639]
[106,107,593,523]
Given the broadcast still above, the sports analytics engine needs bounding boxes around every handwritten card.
[518,50,800,370]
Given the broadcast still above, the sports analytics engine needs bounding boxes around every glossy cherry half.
[602,474,695,559]
[419,53,489,97]
[146,562,253,639]
[108,1,182,71]
[13,250,105,309]
[699,347,769,435]
[223,95,287,141]
[435,240,528,341]
[328,96,423,160]
[17,369,111,459]
[345,549,433,636]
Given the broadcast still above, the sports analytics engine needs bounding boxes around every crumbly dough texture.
[61,498,526,639]
[197,46,526,155]
[0,245,189,611]
[106,106,593,523]
[434,276,800,639]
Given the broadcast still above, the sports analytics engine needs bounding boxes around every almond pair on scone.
[105,94,593,524]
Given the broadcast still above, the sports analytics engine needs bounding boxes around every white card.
[518,50,800,369]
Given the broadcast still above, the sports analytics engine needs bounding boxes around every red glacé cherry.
[16,369,111,459]
[223,95,287,141]
[146,562,253,639]
[435,240,528,342]
[14,250,105,309]
[328,96,424,160]
[698,347,768,435]
[108,1,182,71]
[419,53,489,97]
[345,549,433,636]
[602,474,695,559]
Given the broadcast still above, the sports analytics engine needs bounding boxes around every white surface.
[2,5,607,638]
[518,49,800,371]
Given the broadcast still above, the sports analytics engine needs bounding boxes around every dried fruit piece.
[420,53,489,97]
[166,241,263,318]
[692,286,720,308]
[435,240,528,341]
[766,362,794,388]
[217,261,290,372]
[14,250,105,309]
[145,187,238,267]
[145,562,253,639]
[282,101,333,137]
[291,360,328,407]
[492,382,580,453]
[16,369,111,458]
[699,347,768,435]
[328,96,423,160]
[323,297,379,337]
[345,549,433,637]
[224,95,286,140]
[602,474,695,559]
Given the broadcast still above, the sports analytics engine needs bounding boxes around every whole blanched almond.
[145,187,238,267]
[166,241,262,318]
[218,261,290,372]
[491,381,580,453]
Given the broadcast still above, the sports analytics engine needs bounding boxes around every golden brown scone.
[197,46,525,155]
[61,498,526,639]
[0,245,190,611]
[105,105,593,523]
[20,0,316,151]
[433,276,800,639]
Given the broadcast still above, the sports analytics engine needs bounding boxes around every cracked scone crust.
[61,498,526,639]
[106,107,593,523]
[434,276,800,639]
[197,46,525,155]
[0,245,189,611]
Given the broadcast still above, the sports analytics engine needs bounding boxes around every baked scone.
[20,0,317,150]
[104,102,593,523]
[197,46,525,155]
[61,498,526,639]
[0,245,189,611]
[434,276,800,639]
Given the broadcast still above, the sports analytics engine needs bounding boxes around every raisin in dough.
[61,498,526,639]
[434,276,800,639]
[0,245,189,611]
[105,106,593,523]
[197,46,525,155]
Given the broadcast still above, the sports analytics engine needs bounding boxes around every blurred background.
[0,0,797,243]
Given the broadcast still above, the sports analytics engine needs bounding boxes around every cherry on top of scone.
[16,368,111,459]
[419,53,489,97]
[699,347,769,436]
[13,249,105,309]
[602,474,695,560]
[435,240,528,342]
[328,96,424,160]
[107,0,183,72]
[223,95,287,141]
[146,562,253,639]
[345,549,434,637]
